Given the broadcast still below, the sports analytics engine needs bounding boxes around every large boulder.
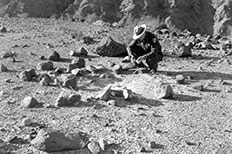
[94,36,127,57]
[30,129,89,152]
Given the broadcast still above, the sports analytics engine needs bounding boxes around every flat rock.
[48,51,60,61]
[87,141,101,154]
[21,96,39,108]
[0,64,8,72]
[94,36,127,57]
[30,129,89,152]
[37,61,54,71]
[55,91,81,107]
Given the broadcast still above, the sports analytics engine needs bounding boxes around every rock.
[0,139,6,148]
[0,26,7,33]
[98,138,107,151]
[48,51,60,61]
[71,68,90,76]
[94,36,127,57]
[86,65,97,73]
[107,100,117,106]
[87,141,101,154]
[1,51,14,58]
[77,47,88,56]
[55,91,81,107]
[5,78,11,83]
[40,77,49,86]
[21,96,39,108]
[19,70,32,81]
[0,64,8,72]
[40,55,45,60]
[155,82,174,99]
[30,129,89,152]
[122,56,130,63]
[140,147,147,152]
[149,141,164,149]
[62,77,77,89]
[96,85,112,101]
[176,74,185,84]
[70,58,85,69]
[190,82,204,91]
[37,61,54,71]
[123,88,133,100]
[22,118,32,126]
[112,64,122,74]
[69,50,77,57]
[178,45,192,57]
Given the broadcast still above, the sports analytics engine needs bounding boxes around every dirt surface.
[0,17,232,154]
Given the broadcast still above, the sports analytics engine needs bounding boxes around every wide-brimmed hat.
[133,24,147,40]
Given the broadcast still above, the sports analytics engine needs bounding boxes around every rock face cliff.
[0,0,232,37]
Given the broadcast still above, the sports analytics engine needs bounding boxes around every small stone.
[37,61,54,71]
[40,55,45,60]
[0,26,7,33]
[123,88,132,100]
[149,141,164,149]
[108,61,115,67]
[86,65,97,73]
[62,77,77,89]
[48,51,60,61]
[122,56,130,63]
[22,118,32,126]
[0,64,8,72]
[1,51,14,58]
[178,45,192,57]
[55,91,81,107]
[78,47,88,56]
[107,100,117,106]
[96,85,112,101]
[98,138,107,151]
[87,141,101,154]
[0,139,6,148]
[69,50,77,57]
[5,78,11,83]
[155,82,174,99]
[21,96,39,108]
[140,147,147,152]
[176,74,185,84]
[71,58,85,68]
[19,70,32,81]
[39,77,49,86]
[112,64,122,74]
[190,82,204,91]
[95,65,105,71]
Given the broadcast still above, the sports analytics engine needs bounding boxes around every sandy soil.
[0,17,232,154]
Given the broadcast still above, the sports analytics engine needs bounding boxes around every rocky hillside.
[0,0,232,37]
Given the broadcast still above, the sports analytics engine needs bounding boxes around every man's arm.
[126,39,137,56]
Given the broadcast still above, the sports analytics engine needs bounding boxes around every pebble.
[107,100,117,106]
[22,118,32,126]
[0,64,8,72]
[21,96,39,108]
[176,74,185,84]
[48,51,60,61]
[87,141,101,154]
[37,61,54,71]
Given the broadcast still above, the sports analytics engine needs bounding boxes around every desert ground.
[0,17,232,154]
